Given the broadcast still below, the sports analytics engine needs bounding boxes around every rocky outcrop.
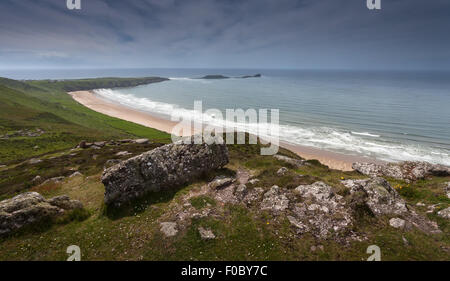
[291,182,353,238]
[260,185,289,212]
[102,140,229,206]
[273,155,306,168]
[352,161,450,181]
[342,177,408,215]
[342,178,441,234]
[0,128,45,139]
[0,192,83,235]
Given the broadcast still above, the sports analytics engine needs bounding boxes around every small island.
[198,73,262,79]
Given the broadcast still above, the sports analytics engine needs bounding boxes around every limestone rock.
[437,207,450,219]
[208,176,234,189]
[342,177,408,216]
[198,227,215,239]
[134,138,150,144]
[0,192,83,235]
[292,182,352,238]
[47,195,83,210]
[28,158,42,165]
[115,151,131,157]
[277,167,288,176]
[260,185,289,212]
[273,155,306,168]
[69,171,83,178]
[104,159,121,170]
[389,218,406,229]
[160,222,178,237]
[352,161,450,181]
[102,139,229,206]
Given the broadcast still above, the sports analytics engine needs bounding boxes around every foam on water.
[93,88,450,166]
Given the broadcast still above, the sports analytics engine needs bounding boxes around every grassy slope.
[0,142,448,261]
[0,77,170,164]
[0,77,448,261]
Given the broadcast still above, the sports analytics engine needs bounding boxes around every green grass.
[0,77,170,164]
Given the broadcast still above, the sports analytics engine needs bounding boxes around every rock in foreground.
[102,140,229,206]
[0,192,83,235]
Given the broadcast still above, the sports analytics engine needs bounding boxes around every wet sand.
[69,90,382,171]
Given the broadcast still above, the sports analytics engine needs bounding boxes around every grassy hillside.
[0,140,448,261]
[0,77,170,164]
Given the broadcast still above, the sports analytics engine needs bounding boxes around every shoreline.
[69,90,382,171]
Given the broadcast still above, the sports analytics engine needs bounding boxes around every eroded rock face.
[102,140,229,206]
[0,192,83,235]
[352,161,450,181]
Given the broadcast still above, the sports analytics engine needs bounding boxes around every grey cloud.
[0,0,449,69]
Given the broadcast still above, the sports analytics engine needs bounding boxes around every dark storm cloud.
[0,0,449,69]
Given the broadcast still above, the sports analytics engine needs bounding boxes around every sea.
[2,68,449,165]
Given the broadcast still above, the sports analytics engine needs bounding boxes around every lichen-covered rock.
[102,140,229,206]
[276,167,288,176]
[47,195,83,210]
[273,155,306,167]
[389,218,406,229]
[342,177,408,215]
[198,227,215,239]
[208,176,234,189]
[352,161,450,181]
[342,177,441,234]
[260,185,289,212]
[437,207,450,219]
[292,182,353,238]
[160,222,178,237]
[444,182,450,199]
[0,192,83,235]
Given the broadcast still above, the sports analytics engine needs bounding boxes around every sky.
[0,0,449,70]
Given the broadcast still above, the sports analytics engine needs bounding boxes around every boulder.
[352,161,450,181]
[273,155,306,168]
[0,192,83,235]
[134,138,150,144]
[389,218,406,229]
[102,139,229,206]
[277,167,288,176]
[115,151,131,157]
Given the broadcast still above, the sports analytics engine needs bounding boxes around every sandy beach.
[69,90,382,171]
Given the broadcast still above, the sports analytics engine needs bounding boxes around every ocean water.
[3,68,450,165]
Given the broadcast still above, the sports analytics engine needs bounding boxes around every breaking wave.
[93,88,450,166]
